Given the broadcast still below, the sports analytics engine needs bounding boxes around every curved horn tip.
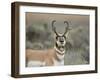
[52,20,56,23]
[52,20,59,35]
[52,20,56,27]
[64,21,69,24]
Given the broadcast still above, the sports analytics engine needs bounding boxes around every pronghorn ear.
[53,33,58,41]
[64,31,69,38]
[64,27,72,37]
[53,33,57,38]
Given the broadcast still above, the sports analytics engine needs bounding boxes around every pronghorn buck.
[26,20,70,67]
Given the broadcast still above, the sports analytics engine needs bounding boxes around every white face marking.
[56,34,66,47]
[27,61,45,67]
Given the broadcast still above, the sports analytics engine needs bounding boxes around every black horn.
[63,21,69,35]
[52,20,59,36]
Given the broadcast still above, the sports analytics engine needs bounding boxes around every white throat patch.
[54,46,65,55]
[54,47,65,61]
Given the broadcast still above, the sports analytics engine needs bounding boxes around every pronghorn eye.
[56,36,58,40]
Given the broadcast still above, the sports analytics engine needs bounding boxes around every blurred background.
[26,12,89,65]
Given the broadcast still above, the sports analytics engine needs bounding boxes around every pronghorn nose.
[60,40,64,43]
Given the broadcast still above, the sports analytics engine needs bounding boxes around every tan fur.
[26,49,57,66]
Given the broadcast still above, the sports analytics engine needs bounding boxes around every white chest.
[53,59,64,66]
[27,61,45,67]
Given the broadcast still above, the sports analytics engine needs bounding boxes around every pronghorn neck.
[54,45,65,62]
[54,46,65,55]
[55,43,65,54]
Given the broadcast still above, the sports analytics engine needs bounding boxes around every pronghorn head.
[52,20,70,51]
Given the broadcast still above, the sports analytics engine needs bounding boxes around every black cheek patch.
[56,36,58,40]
